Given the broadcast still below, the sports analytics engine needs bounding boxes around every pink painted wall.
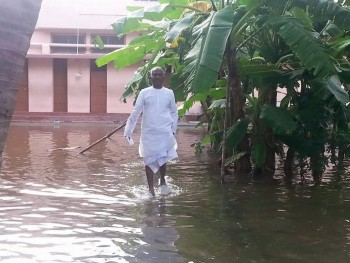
[67,59,91,112]
[28,58,54,112]
[107,63,138,113]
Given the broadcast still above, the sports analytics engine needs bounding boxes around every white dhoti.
[140,132,178,174]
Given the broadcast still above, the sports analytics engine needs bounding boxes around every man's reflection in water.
[137,199,183,263]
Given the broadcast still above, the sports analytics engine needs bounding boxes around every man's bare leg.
[159,163,167,185]
[145,166,155,197]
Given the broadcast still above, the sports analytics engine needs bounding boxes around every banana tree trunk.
[0,0,42,169]
[284,147,295,178]
[228,48,251,174]
[260,85,277,176]
[310,144,325,184]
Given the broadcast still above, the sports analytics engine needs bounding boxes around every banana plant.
[96,0,350,182]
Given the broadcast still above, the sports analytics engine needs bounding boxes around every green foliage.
[292,7,313,30]
[251,142,266,168]
[260,105,297,135]
[293,0,350,30]
[226,118,250,149]
[128,0,190,20]
[178,87,226,116]
[92,35,104,49]
[112,17,151,37]
[308,76,349,105]
[321,21,344,38]
[96,36,166,69]
[189,5,240,93]
[329,36,350,57]
[121,71,144,101]
[264,15,339,78]
[224,152,249,166]
[165,13,195,43]
[208,99,226,109]
[239,60,286,78]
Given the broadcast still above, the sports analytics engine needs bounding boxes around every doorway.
[53,58,68,112]
[90,60,107,113]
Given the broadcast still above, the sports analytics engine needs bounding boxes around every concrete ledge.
[11,112,201,126]
[12,112,129,123]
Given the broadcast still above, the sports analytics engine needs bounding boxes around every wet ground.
[1,123,350,262]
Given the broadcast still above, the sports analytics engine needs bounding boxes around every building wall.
[23,53,138,115]
[107,63,137,113]
[67,59,91,113]
[28,58,54,112]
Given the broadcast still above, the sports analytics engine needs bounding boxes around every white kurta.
[124,86,178,173]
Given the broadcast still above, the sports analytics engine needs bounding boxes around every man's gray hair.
[150,67,165,75]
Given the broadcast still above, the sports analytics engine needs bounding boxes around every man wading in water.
[124,67,178,197]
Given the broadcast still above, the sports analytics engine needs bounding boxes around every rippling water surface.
[1,123,350,263]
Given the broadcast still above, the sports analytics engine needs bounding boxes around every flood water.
[1,123,350,263]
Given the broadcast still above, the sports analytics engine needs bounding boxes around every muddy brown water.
[1,123,350,263]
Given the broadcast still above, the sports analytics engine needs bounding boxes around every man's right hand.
[125,136,134,146]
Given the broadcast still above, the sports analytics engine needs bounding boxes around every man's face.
[150,69,165,87]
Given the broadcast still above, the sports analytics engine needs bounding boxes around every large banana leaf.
[190,5,237,93]
[178,87,226,116]
[184,12,214,65]
[126,4,169,20]
[321,21,343,38]
[292,7,313,30]
[97,0,190,68]
[112,0,189,36]
[339,67,350,83]
[165,12,195,43]
[329,36,350,57]
[239,61,287,78]
[180,13,214,90]
[278,133,314,156]
[251,142,266,168]
[260,105,297,135]
[112,17,150,37]
[121,72,143,100]
[208,99,226,109]
[226,118,250,149]
[128,31,164,46]
[127,0,190,20]
[292,0,350,31]
[309,75,349,105]
[265,15,338,78]
[96,36,165,68]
